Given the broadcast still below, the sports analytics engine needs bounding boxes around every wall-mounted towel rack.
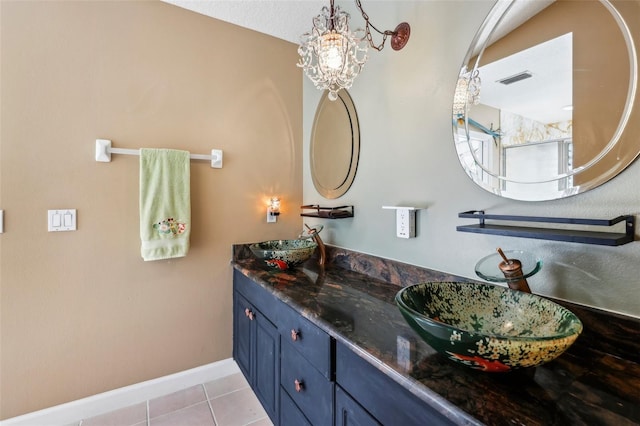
[95,139,223,168]
[457,210,635,246]
[300,204,354,219]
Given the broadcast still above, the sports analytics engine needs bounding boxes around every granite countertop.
[232,245,640,426]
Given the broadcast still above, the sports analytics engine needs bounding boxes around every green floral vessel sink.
[249,239,317,270]
[395,282,583,372]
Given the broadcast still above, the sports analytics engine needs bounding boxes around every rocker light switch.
[48,209,77,232]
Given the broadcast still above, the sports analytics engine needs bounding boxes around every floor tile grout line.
[207,384,250,401]
[147,399,212,424]
[76,376,255,426]
[245,416,270,426]
[202,383,219,426]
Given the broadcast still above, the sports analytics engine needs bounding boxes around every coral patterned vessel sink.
[249,239,317,270]
[395,282,583,372]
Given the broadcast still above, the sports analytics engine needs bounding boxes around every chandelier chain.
[355,0,394,51]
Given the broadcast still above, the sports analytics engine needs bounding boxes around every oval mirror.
[311,89,360,199]
[453,0,639,201]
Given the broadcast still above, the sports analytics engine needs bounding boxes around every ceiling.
[162,0,326,44]
[479,32,573,124]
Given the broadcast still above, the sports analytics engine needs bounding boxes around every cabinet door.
[233,291,254,381]
[335,387,380,426]
[254,311,280,423]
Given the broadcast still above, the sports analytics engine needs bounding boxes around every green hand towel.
[140,148,191,261]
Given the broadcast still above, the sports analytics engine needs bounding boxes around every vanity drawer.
[280,387,312,426]
[281,339,334,426]
[278,304,333,378]
[336,342,455,426]
[233,269,280,322]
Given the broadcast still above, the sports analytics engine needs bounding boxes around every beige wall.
[0,0,302,419]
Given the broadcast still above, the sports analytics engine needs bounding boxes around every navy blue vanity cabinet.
[335,387,381,426]
[336,342,456,426]
[233,270,281,425]
[235,269,459,426]
[278,303,333,378]
[280,388,313,426]
[279,303,335,425]
[280,338,334,425]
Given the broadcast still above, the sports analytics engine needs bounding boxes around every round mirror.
[453,0,639,201]
[311,89,360,199]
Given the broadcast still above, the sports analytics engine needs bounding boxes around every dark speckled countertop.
[232,244,640,426]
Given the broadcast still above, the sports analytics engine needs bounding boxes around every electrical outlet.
[396,209,416,238]
[382,206,421,239]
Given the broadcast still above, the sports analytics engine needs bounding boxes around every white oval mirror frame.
[454,0,639,201]
[311,90,360,199]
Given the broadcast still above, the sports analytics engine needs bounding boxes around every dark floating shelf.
[457,210,635,246]
[301,204,354,219]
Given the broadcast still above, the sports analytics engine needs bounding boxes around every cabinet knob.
[290,329,299,341]
[244,308,254,320]
[294,379,304,392]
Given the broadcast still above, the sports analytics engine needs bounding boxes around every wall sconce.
[297,0,410,101]
[267,197,281,223]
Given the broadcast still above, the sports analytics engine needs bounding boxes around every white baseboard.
[1,358,239,426]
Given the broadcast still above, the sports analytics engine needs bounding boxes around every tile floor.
[74,372,273,426]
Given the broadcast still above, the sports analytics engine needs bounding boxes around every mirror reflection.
[311,89,360,199]
[454,0,638,201]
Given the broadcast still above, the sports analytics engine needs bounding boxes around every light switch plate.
[0,210,3,233]
[48,209,77,232]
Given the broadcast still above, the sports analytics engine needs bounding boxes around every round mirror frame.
[454,0,639,201]
[310,89,361,199]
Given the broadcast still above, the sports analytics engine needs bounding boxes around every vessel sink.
[395,282,583,372]
[249,239,317,270]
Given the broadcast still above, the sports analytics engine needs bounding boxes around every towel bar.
[95,139,223,168]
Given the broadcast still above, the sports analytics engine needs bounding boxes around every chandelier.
[453,68,482,118]
[297,0,410,101]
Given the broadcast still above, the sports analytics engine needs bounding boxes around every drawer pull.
[294,379,304,392]
[291,329,300,341]
[244,308,254,321]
